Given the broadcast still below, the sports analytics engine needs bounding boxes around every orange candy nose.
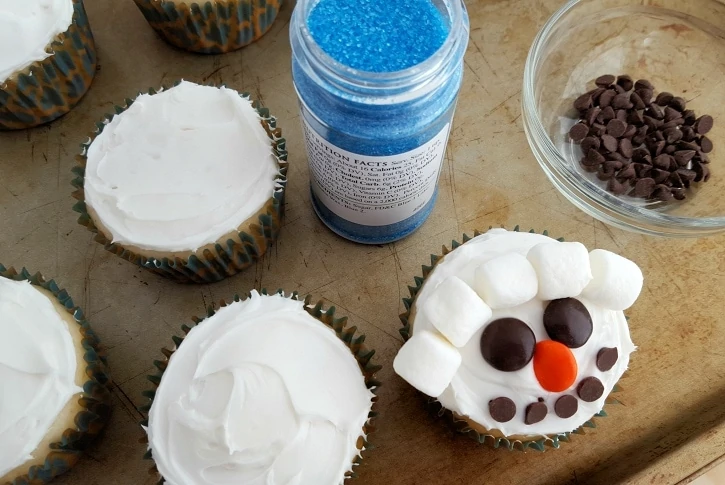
[533,340,578,392]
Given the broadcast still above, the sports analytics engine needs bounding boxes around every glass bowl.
[523,0,725,237]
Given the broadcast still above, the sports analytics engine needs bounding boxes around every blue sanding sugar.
[307,0,449,72]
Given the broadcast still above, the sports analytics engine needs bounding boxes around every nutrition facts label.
[303,120,450,226]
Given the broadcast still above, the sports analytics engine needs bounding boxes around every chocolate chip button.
[554,395,578,419]
[489,397,516,423]
[577,377,605,402]
[601,134,618,152]
[569,123,589,142]
[480,318,536,372]
[596,347,619,372]
[595,74,616,87]
[701,136,714,153]
[606,119,627,138]
[695,115,714,135]
[525,401,548,425]
[543,298,593,348]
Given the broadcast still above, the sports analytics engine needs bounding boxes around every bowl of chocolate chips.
[522,0,725,236]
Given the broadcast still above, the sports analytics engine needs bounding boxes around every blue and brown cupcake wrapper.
[0,0,97,131]
[71,83,289,284]
[138,290,381,484]
[0,265,112,485]
[399,226,622,452]
[133,0,283,54]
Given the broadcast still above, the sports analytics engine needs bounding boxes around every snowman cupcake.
[0,0,97,130]
[394,228,643,451]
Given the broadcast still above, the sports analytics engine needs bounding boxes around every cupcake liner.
[0,0,97,131]
[0,264,112,484]
[138,290,381,484]
[70,82,289,284]
[133,0,283,54]
[399,226,623,452]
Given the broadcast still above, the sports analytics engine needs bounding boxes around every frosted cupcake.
[394,228,643,450]
[140,291,379,484]
[0,0,97,130]
[72,81,288,283]
[0,265,111,483]
[133,0,283,54]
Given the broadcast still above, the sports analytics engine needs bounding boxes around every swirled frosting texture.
[0,0,74,83]
[147,292,374,485]
[0,278,81,476]
[411,229,636,436]
[84,81,279,253]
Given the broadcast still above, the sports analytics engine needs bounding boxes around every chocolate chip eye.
[480,318,536,372]
[543,298,593,348]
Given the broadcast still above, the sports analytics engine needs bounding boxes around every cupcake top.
[146,291,375,485]
[83,81,280,253]
[394,229,643,437]
[0,0,74,83]
[0,277,82,476]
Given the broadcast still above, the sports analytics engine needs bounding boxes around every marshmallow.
[421,276,492,347]
[527,241,593,300]
[474,253,538,309]
[581,249,644,310]
[393,330,462,397]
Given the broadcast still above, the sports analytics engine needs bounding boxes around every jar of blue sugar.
[290,0,470,244]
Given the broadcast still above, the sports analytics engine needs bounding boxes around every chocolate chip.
[616,75,633,91]
[543,298,593,348]
[599,89,616,108]
[489,397,517,423]
[653,184,674,201]
[693,162,710,182]
[664,127,683,144]
[525,401,548,425]
[697,152,710,164]
[653,130,665,142]
[480,318,536,372]
[554,395,578,419]
[613,84,627,94]
[648,104,665,120]
[577,377,604,402]
[617,164,636,180]
[569,123,589,142]
[607,152,628,165]
[607,177,627,194]
[630,92,646,110]
[600,106,615,122]
[643,116,662,131]
[574,93,594,112]
[635,79,654,91]
[596,347,619,372]
[598,164,615,180]
[590,123,607,137]
[582,149,606,167]
[618,137,633,158]
[651,168,669,184]
[616,109,628,122]
[585,106,602,126]
[612,92,631,109]
[581,136,600,153]
[677,168,697,184]
[678,140,700,151]
[595,74,616,87]
[674,150,696,166]
[635,177,656,197]
[683,110,697,125]
[653,154,672,170]
[672,188,686,200]
[632,147,649,162]
[655,92,674,106]
[622,124,637,139]
[670,96,687,112]
[628,109,644,126]
[695,115,714,135]
[662,118,683,130]
[606,119,627,138]
[588,87,606,103]
[701,136,713,153]
[664,106,681,123]
[601,134,618,152]
[669,171,684,188]
[636,88,653,105]
[665,145,677,157]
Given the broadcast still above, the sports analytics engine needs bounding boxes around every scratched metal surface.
[1,1,725,484]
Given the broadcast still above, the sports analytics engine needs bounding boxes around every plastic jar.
[290,0,470,244]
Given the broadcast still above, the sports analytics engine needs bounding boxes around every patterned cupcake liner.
[0,265,112,485]
[71,82,289,284]
[398,226,624,452]
[138,290,381,484]
[0,0,97,131]
[133,0,283,54]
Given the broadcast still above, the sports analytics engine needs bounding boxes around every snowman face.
[478,297,618,424]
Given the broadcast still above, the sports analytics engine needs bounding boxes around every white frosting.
[410,229,636,437]
[84,81,280,253]
[0,278,82,476]
[146,292,374,485]
[0,0,74,84]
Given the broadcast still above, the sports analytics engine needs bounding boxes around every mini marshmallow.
[421,276,492,347]
[581,249,643,310]
[393,330,462,397]
[474,253,538,309]
[527,241,593,300]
